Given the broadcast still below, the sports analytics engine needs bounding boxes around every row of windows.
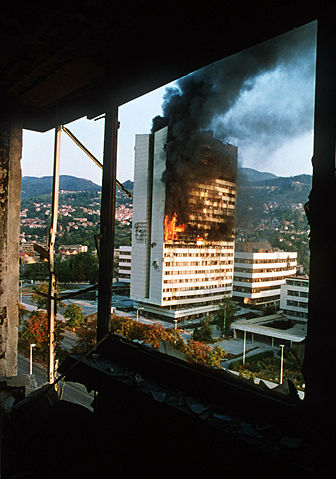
[287,279,309,287]
[233,284,280,294]
[287,289,309,298]
[164,251,234,257]
[188,212,234,220]
[162,290,228,297]
[162,284,231,292]
[164,269,232,275]
[188,199,235,209]
[191,185,236,196]
[287,299,308,308]
[282,309,308,319]
[234,266,296,274]
[164,276,232,284]
[164,243,233,251]
[234,275,291,284]
[164,260,233,267]
[163,296,224,305]
[235,257,296,264]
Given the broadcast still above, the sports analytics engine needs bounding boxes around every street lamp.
[243,330,247,366]
[279,344,285,385]
[29,343,36,375]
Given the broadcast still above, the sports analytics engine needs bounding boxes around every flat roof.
[232,314,306,342]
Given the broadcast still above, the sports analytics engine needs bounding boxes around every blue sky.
[22,22,316,186]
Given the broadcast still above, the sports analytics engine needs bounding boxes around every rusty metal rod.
[61,125,132,198]
[97,109,118,341]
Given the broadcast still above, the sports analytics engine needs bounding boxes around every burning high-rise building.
[130,126,237,323]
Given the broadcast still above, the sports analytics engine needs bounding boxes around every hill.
[238,167,278,183]
[21,175,101,199]
[237,172,312,211]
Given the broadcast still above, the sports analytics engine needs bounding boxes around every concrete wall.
[149,127,167,306]
[130,134,152,301]
[0,125,22,376]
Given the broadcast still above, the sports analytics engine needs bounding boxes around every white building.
[131,126,237,323]
[117,245,132,283]
[233,241,297,308]
[280,275,309,322]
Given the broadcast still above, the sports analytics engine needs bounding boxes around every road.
[18,354,95,411]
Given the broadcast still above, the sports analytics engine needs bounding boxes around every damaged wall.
[0,124,22,376]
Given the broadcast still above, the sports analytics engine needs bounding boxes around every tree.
[71,315,97,354]
[20,261,49,281]
[31,282,64,310]
[185,340,211,366]
[20,310,65,363]
[31,282,50,310]
[213,299,239,337]
[72,313,226,369]
[55,252,99,283]
[207,345,226,367]
[64,303,85,329]
[192,319,213,343]
[184,341,226,367]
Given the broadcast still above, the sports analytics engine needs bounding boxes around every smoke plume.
[152,21,316,236]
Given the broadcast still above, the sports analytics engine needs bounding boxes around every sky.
[22,22,316,186]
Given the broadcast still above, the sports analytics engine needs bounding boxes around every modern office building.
[280,275,309,322]
[130,126,237,323]
[233,241,297,308]
[117,245,132,283]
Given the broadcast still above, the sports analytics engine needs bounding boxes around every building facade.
[233,241,297,307]
[280,275,309,322]
[117,245,132,283]
[131,126,237,322]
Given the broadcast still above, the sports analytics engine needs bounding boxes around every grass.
[230,351,305,390]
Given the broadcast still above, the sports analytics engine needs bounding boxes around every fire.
[164,213,186,241]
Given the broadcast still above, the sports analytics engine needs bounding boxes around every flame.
[164,213,186,241]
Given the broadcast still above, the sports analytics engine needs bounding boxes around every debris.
[212,412,232,422]
[238,422,262,438]
[151,391,167,403]
[280,436,302,449]
[185,399,210,415]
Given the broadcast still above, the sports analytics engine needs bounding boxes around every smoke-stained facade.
[131,126,237,322]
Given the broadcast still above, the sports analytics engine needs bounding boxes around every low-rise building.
[231,313,306,348]
[233,241,297,308]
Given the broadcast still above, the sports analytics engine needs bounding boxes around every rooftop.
[232,314,307,343]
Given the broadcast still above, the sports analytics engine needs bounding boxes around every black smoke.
[152,21,316,237]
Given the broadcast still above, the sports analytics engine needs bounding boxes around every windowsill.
[58,333,314,471]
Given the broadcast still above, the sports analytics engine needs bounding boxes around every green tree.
[213,299,239,337]
[192,319,213,343]
[64,303,85,329]
[207,345,226,367]
[31,282,64,310]
[20,261,49,281]
[55,252,99,283]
